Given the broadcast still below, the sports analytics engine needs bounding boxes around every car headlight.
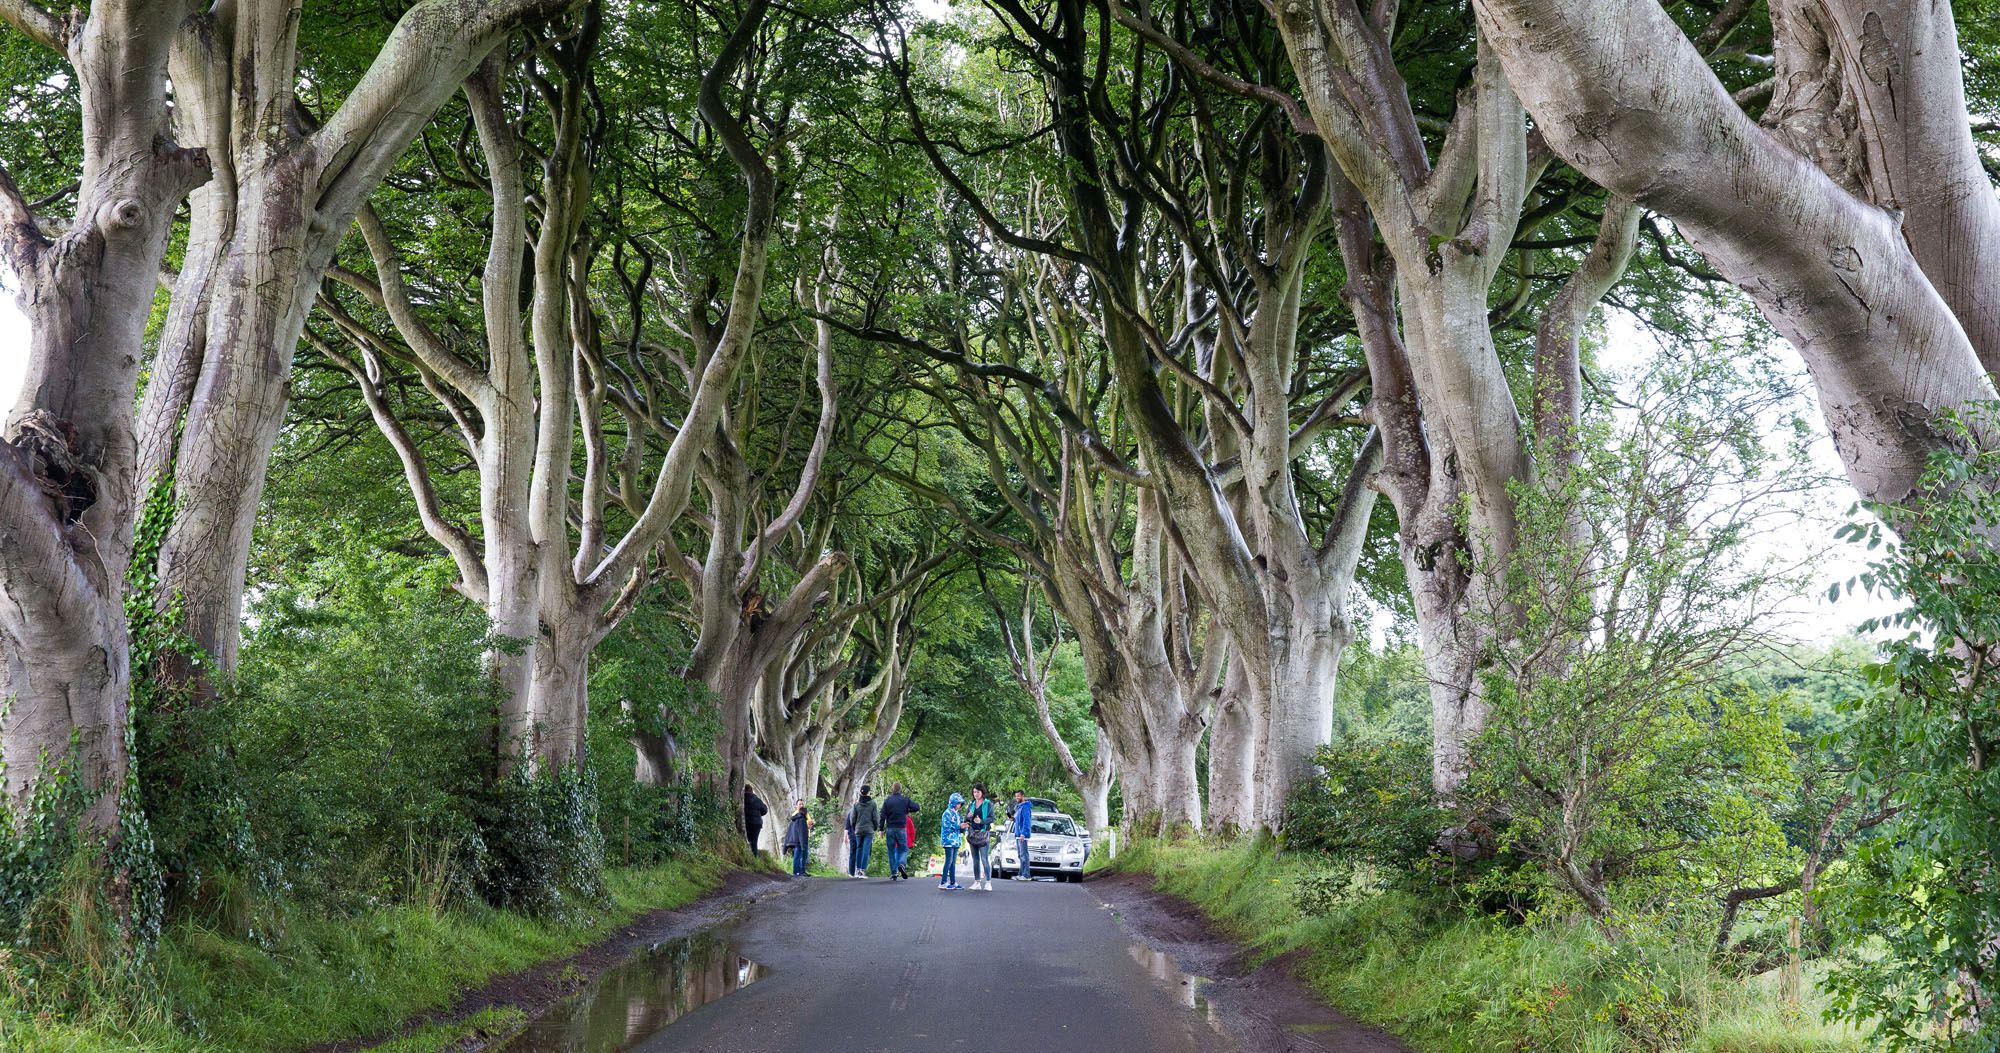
[1063,844,1082,858]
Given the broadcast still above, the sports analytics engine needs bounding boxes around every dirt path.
[304,869,797,1053]
[1086,870,1411,1053]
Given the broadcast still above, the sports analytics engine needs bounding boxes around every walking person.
[847,785,881,877]
[938,793,965,890]
[964,784,994,891]
[1010,790,1035,881]
[781,800,812,877]
[743,787,768,855]
[879,783,920,880]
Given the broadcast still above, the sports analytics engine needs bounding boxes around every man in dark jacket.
[847,786,881,877]
[743,787,769,854]
[878,783,920,881]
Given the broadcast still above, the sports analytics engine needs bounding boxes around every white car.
[993,808,1089,882]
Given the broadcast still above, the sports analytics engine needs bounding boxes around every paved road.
[641,877,1245,1053]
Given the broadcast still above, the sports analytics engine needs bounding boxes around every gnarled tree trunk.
[810,586,925,873]
[996,579,1123,841]
[327,2,779,783]
[0,1,210,829]
[1206,661,1256,835]
[140,0,585,691]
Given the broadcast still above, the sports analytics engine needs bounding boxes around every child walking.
[938,792,965,890]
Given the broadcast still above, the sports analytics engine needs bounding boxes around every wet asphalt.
[639,875,1247,1053]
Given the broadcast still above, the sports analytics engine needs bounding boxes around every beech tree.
[746,562,938,865]
[814,638,918,866]
[724,363,963,856]
[1075,0,1682,794]
[124,0,586,699]
[314,0,779,775]
[990,579,1118,841]
[631,298,849,802]
[848,235,1223,834]
[0,0,596,837]
[1470,0,2000,510]
[0,1,209,828]
[884,3,1393,830]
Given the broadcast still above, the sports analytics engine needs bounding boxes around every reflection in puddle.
[497,931,765,1052]
[1128,942,1214,1018]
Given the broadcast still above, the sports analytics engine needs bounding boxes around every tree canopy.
[3,0,2000,1047]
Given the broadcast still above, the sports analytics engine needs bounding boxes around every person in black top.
[878,783,920,880]
[743,787,769,854]
[847,785,881,877]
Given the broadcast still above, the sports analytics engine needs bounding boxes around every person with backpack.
[938,793,965,890]
[878,783,920,881]
[847,785,881,877]
[1009,790,1035,881]
[964,784,995,891]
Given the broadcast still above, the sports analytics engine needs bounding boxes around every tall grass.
[1115,839,1870,1053]
[0,855,728,1053]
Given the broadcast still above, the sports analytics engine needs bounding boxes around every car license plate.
[1032,854,1054,862]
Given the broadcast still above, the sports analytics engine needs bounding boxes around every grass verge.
[1114,838,1871,1053]
[0,855,732,1053]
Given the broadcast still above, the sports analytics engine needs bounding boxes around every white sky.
[1594,312,1898,644]
[0,297,20,408]
[0,283,1893,643]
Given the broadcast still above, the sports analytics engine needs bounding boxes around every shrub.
[1283,738,1445,878]
[1120,839,1868,1053]
[1462,347,1817,921]
[229,573,496,914]
[475,765,605,914]
[597,782,730,867]
[1820,403,2000,1050]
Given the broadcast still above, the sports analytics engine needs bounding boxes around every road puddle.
[1127,942,1216,1018]
[495,931,765,1052]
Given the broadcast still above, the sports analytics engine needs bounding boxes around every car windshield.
[1032,816,1076,836]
